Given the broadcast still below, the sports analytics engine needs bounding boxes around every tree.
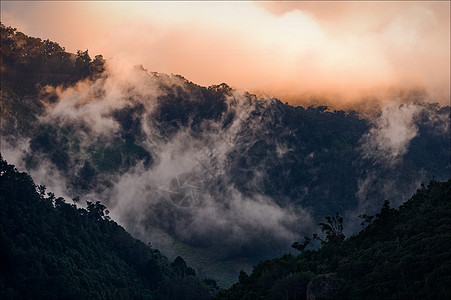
[376,200,394,220]
[291,236,311,252]
[75,49,91,77]
[86,200,107,220]
[359,214,374,229]
[38,185,46,199]
[72,196,80,205]
[171,256,196,278]
[238,270,250,285]
[89,54,105,79]
[76,49,91,64]
[314,212,345,245]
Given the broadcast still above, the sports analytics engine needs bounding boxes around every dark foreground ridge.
[0,156,217,299]
[216,179,451,300]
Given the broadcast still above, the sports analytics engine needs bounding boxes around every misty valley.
[1,25,450,300]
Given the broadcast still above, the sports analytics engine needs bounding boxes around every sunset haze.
[1,1,450,105]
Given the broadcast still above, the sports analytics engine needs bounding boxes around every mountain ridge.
[1,24,450,287]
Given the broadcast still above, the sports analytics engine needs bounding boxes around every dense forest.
[2,152,448,299]
[0,156,217,299]
[216,179,451,300]
[1,23,450,287]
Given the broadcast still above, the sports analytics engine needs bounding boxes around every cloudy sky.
[1,1,450,105]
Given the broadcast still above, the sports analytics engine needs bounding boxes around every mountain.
[0,156,216,299]
[216,179,451,300]
[1,24,450,286]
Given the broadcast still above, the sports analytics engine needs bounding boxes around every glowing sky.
[1,1,450,105]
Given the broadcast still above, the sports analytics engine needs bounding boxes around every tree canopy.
[0,155,216,299]
[216,179,451,300]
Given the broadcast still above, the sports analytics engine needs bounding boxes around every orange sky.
[1,1,450,106]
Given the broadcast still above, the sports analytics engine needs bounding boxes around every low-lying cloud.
[1,59,449,285]
[348,101,450,232]
[2,62,315,264]
[361,102,421,164]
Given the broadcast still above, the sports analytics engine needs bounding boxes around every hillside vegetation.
[0,156,216,299]
[216,179,451,300]
[1,24,450,286]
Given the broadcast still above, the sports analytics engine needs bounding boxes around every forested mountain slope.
[216,179,451,300]
[1,24,450,286]
[0,156,216,299]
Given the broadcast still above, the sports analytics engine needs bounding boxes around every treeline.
[0,23,105,139]
[0,23,104,95]
[0,155,217,299]
[216,179,451,300]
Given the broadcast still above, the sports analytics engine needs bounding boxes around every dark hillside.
[0,156,216,299]
[216,179,451,300]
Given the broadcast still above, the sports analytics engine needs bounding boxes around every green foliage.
[217,179,451,300]
[0,155,214,299]
[314,212,345,246]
